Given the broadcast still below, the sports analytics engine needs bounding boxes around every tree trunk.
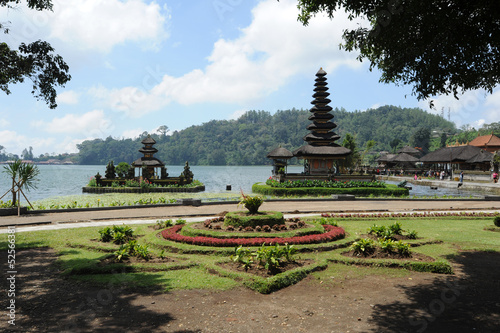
[11,178,16,206]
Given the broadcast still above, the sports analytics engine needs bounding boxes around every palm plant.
[2,159,39,206]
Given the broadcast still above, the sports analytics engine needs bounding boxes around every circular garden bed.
[161,222,345,247]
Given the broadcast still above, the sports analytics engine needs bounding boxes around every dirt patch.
[1,248,499,332]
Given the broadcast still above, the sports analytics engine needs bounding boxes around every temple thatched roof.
[390,153,420,163]
[293,145,351,158]
[420,145,490,163]
[267,147,294,159]
[376,153,396,163]
[131,157,165,167]
[465,149,493,164]
[397,145,422,156]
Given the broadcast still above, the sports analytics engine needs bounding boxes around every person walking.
[459,171,464,183]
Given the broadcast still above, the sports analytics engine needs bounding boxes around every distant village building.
[469,133,500,153]
[420,145,493,171]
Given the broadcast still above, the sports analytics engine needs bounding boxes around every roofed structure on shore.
[396,146,423,157]
[292,68,351,174]
[420,145,493,170]
[267,146,294,176]
[131,135,165,178]
[469,133,500,153]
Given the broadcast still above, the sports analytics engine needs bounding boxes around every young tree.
[2,159,39,206]
[293,0,500,101]
[340,132,359,170]
[1,1,71,108]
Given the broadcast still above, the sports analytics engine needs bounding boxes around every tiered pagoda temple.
[267,68,359,181]
[293,68,351,174]
[132,135,166,179]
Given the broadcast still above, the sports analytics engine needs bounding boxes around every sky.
[1,0,499,157]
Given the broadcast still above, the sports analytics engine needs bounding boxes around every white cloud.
[0,118,10,127]
[51,0,167,52]
[121,128,145,139]
[0,130,27,153]
[1,0,168,52]
[57,90,79,105]
[0,130,55,156]
[56,137,85,154]
[31,110,113,138]
[228,109,247,120]
[93,0,363,116]
[418,89,491,126]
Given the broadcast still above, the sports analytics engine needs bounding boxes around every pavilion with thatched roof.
[396,145,423,158]
[419,145,493,171]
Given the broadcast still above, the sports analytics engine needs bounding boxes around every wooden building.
[469,133,500,153]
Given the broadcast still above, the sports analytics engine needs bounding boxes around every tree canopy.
[294,0,500,101]
[1,0,70,108]
[74,106,455,166]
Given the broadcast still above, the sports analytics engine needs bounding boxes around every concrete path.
[1,199,499,232]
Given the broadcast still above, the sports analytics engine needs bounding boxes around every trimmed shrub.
[494,216,500,227]
[252,183,409,197]
[224,211,285,228]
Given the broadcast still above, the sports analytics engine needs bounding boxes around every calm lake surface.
[0,165,303,202]
[0,164,482,203]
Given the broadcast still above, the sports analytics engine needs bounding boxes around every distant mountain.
[75,106,457,165]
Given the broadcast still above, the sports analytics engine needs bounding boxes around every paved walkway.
[1,199,500,231]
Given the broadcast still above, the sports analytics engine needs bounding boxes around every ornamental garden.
[5,194,498,294]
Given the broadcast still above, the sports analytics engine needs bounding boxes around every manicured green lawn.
[1,215,498,293]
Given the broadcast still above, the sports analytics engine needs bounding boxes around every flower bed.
[161,224,345,247]
[321,211,500,219]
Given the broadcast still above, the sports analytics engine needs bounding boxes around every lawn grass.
[1,215,498,293]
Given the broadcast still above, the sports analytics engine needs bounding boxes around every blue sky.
[1,0,499,156]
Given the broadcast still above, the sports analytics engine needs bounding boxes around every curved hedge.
[161,224,346,247]
[224,211,284,227]
[252,183,409,197]
[180,222,324,239]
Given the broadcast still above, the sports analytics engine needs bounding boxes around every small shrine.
[293,68,351,174]
[131,135,166,179]
[267,146,294,177]
[84,134,203,193]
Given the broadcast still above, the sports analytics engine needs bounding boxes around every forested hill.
[76,105,456,165]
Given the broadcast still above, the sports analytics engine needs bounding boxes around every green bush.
[350,238,375,256]
[224,211,285,228]
[239,193,264,214]
[252,183,409,197]
[494,216,500,227]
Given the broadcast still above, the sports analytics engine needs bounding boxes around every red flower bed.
[161,224,345,247]
[321,211,500,219]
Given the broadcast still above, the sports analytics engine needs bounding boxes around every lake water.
[0,164,483,203]
[0,165,304,202]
